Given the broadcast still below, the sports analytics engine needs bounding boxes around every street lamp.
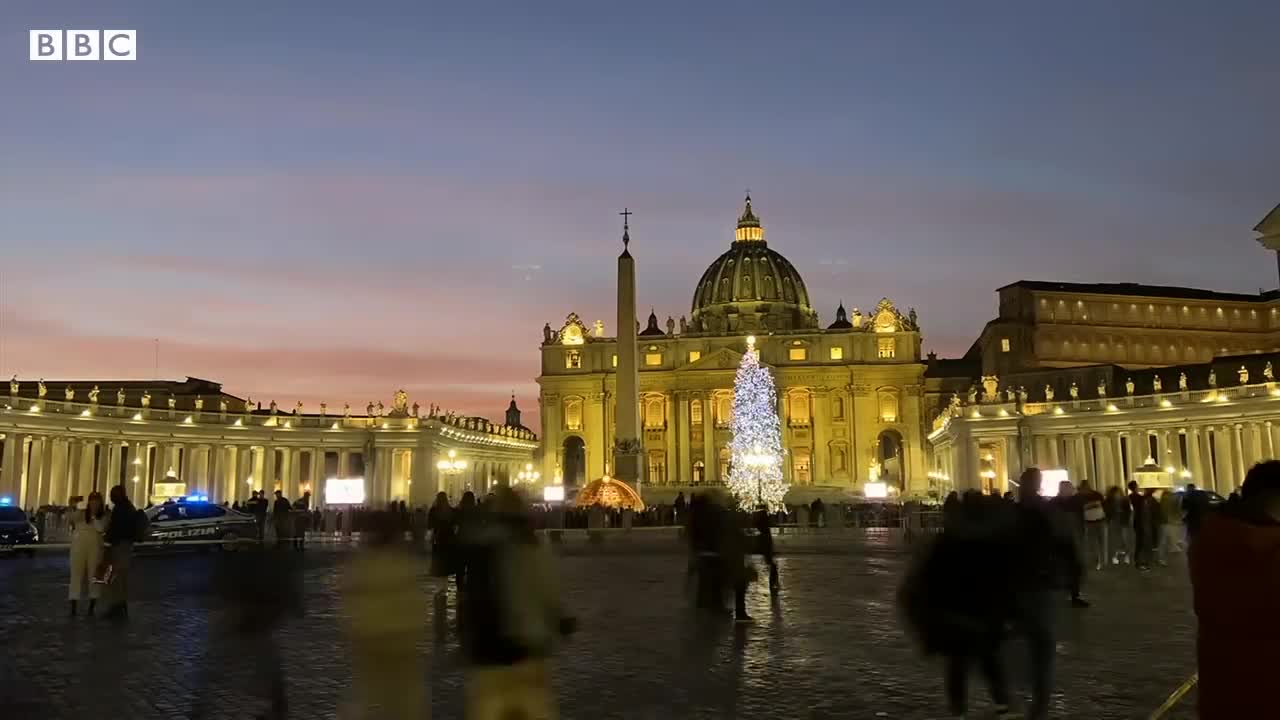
[437,449,467,475]
[517,462,541,484]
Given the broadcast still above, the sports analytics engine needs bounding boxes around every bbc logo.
[30,30,137,61]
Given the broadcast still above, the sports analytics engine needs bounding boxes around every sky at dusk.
[2,1,1279,431]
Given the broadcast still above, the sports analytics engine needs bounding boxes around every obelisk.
[614,209,643,488]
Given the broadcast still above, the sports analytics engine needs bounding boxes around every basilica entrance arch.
[876,430,906,491]
[562,436,586,487]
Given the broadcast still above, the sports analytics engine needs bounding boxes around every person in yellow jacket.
[68,490,108,617]
[343,510,429,719]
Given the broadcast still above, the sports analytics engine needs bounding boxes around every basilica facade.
[536,197,929,500]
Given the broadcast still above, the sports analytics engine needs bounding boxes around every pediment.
[677,346,772,372]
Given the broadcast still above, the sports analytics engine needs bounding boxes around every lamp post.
[516,462,541,485]
[437,449,468,494]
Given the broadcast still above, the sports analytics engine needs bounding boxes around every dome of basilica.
[689,196,819,333]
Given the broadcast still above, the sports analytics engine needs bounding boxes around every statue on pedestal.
[966,386,978,405]
[1097,380,1107,398]
[294,401,303,415]
[1208,369,1217,388]
[1179,372,1188,391]
[1125,378,1135,396]
[269,400,278,415]
[366,402,375,416]
[1017,386,1028,404]
[393,389,409,415]
[1239,366,1249,385]
[543,323,554,343]
[907,308,919,330]
[1153,376,1163,393]
[376,401,384,416]
[343,403,351,418]
[1044,384,1054,401]
[594,320,605,337]
[679,316,687,334]
[665,317,675,335]
[38,379,47,398]
[411,401,420,417]
[9,376,17,395]
[1069,382,1079,400]
[89,386,100,404]
[194,396,204,411]
[117,388,126,405]
[320,402,327,416]
[141,391,152,408]
[65,387,75,401]
[219,399,228,413]
[1267,362,1275,382]
[981,375,999,402]
[243,396,253,412]
[1005,387,1015,402]
[168,395,176,410]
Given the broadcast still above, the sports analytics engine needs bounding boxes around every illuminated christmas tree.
[725,336,788,511]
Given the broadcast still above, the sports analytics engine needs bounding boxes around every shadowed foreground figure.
[192,543,303,720]
[461,487,575,720]
[343,510,429,719]
[1190,461,1280,719]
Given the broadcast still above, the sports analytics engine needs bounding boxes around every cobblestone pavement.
[0,546,1197,719]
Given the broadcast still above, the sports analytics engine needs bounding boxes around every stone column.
[1111,433,1126,487]
[105,442,122,492]
[812,389,831,484]
[613,238,642,485]
[1265,421,1276,459]
[1083,435,1099,487]
[0,433,24,501]
[676,392,692,484]
[963,435,982,492]
[1199,428,1217,492]
[1184,429,1201,484]
[1043,434,1058,469]
[337,450,351,479]
[262,446,278,492]
[237,446,254,496]
[289,448,304,499]
[1211,427,1232,493]
[663,394,677,485]
[30,436,52,507]
[1247,423,1265,467]
[410,446,429,507]
[1232,424,1247,487]
[194,446,211,493]
[703,399,717,484]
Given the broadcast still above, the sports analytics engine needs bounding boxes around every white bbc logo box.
[30,30,137,61]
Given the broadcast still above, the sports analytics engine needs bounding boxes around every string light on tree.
[726,335,789,511]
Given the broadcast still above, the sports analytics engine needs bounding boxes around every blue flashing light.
[199,495,209,502]
[186,495,203,503]
[0,496,11,506]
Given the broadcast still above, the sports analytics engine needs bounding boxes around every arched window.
[788,389,811,426]
[644,396,665,429]
[716,394,732,426]
[690,398,703,427]
[563,397,583,431]
[832,394,845,420]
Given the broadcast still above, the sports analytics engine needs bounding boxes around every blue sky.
[2,1,1278,426]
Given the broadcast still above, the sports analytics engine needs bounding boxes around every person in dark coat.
[454,491,479,589]
[271,490,292,546]
[1182,483,1210,542]
[1128,481,1151,570]
[753,504,779,595]
[673,492,687,524]
[428,492,458,581]
[249,491,268,541]
[102,485,143,621]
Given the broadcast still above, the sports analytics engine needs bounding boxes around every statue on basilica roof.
[1044,384,1054,401]
[194,396,204,411]
[594,320,605,337]
[38,379,47,398]
[142,391,152,408]
[1266,362,1275,382]
[1239,366,1249,385]
[9,376,17,395]
[65,386,75,402]
[117,388,126,405]
[89,386,100,403]
[1153,375,1162,393]
[679,316,687,334]
[666,316,675,335]
[1208,369,1217,388]
[393,389,409,415]
[543,323,555,344]
[1179,372,1188,391]
[220,398,228,413]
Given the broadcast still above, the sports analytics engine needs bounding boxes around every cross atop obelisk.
[620,207,633,249]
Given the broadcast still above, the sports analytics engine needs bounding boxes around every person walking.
[1129,481,1151,570]
[249,491,268,542]
[1051,480,1090,608]
[1011,468,1082,720]
[901,491,1013,720]
[101,484,143,621]
[1105,486,1132,564]
[753,504,779,595]
[343,511,429,720]
[1190,461,1280,718]
[461,487,574,720]
[272,490,292,547]
[720,506,756,624]
[1078,480,1108,571]
[428,492,459,584]
[68,490,108,617]
[1181,483,1210,544]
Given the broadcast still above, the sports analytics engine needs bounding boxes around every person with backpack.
[1077,480,1108,571]
[461,487,574,720]
[101,484,145,621]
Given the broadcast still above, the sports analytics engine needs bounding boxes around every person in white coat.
[68,490,108,617]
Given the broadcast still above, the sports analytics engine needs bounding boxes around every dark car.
[144,500,257,550]
[0,505,39,557]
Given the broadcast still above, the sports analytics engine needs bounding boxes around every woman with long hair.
[68,490,108,616]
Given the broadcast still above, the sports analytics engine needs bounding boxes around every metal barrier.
[1148,673,1197,720]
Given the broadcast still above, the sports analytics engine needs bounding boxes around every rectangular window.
[647,451,666,484]
[829,346,843,360]
[878,337,896,359]
[832,395,844,419]
[565,350,581,369]
[612,354,617,367]
[645,352,662,366]
[789,347,808,361]
[690,399,703,427]
[687,350,701,363]
[1001,338,1011,353]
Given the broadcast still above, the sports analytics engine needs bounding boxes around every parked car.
[0,504,39,557]
[144,500,257,550]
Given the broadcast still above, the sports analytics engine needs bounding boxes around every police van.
[144,498,257,550]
